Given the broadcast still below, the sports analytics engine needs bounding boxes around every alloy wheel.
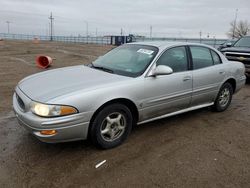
[100,112,127,142]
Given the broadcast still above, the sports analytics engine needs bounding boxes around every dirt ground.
[0,40,250,188]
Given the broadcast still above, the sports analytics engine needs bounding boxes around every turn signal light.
[40,130,57,135]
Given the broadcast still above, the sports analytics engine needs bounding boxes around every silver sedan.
[13,42,246,149]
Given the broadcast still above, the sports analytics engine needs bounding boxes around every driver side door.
[141,46,193,120]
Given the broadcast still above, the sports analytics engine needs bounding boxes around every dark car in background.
[217,39,237,51]
[221,36,250,78]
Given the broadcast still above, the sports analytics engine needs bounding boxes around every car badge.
[238,56,246,61]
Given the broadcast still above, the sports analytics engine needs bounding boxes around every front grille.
[225,52,250,65]
[225,52,250,58]
[16,94,25,110]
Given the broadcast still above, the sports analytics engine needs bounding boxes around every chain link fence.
[0,33,228,49]
[135,37,228,49]
[0,33,111,45]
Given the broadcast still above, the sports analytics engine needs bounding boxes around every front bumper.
[224,53,250,76]
[245,65,250,77]
[13,87,93,143]
[235,75,247,93]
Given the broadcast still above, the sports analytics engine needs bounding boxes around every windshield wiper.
[88,62,114,73]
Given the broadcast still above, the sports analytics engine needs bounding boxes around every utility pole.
[84,21,88,37]
[96,28,98,37]
[6,21,10,34]
[150,25,152,39]
[199,30,202,43]
[232,8,238,39]
[120,28,123,36]
[48,12,54,41]
[83,20,89,43]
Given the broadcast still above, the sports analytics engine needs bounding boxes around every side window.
[156,46,188,73]
[210,50,222,65]
[190,46,214,69]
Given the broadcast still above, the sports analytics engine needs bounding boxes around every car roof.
[129,41,213,50]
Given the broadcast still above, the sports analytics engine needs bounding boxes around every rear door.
[189,46,226,106]
[141,46,193,120]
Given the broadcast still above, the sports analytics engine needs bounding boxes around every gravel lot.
[0,40,250,188]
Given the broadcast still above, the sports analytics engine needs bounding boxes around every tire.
[90,103,133,149]
[213,82,233,112]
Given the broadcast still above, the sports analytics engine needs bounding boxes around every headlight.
[30,102,78,117]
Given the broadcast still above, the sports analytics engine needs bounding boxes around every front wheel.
[90,103,133,149]
[213,82,233,112]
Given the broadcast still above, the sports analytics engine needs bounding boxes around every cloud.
[0,0,249,38]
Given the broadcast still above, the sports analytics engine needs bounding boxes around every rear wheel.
[90,103,133,149]
[213,82,233,112]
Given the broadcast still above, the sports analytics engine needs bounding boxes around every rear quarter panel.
[223,60,246,92]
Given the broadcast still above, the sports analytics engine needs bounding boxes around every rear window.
[190,46,214,69]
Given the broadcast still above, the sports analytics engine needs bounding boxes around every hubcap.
[218,88,230,107]
[100,112,126,142]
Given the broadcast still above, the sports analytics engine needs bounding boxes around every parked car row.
[217,39,237,51]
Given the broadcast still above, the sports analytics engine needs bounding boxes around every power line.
[48,12,54,41]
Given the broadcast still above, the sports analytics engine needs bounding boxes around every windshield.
[91,44,158,77]
[233,37,250,48]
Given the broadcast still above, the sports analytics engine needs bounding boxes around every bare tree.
[227,20,250,39]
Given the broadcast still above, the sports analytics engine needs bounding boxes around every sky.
[0,0,249,39]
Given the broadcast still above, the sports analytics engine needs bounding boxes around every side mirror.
[226,42,232,47]
[152,65,173,76]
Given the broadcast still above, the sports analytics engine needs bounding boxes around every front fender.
[47,78,145,121]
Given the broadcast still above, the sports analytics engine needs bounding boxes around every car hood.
[18,65,130,102]
[221,47,250,53]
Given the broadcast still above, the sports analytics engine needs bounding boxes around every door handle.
[183,76,191,81]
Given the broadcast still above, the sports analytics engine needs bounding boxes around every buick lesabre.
[13,42,246,149]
